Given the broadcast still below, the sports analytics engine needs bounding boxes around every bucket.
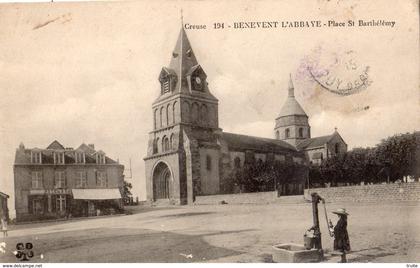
[303,231,315,250]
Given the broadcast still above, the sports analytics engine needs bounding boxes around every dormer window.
[31,151,42,164]
[75,152,86,164]
[96,153,105,164]
[159,68,177,95]
[53,152,65,164]
[162,79,170,93]
[192,75,203,91]
[187,65,207,92]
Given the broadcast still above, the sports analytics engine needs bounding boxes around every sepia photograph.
[0,0,419,264]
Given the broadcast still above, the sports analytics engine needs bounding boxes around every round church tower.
[274,75,311,147]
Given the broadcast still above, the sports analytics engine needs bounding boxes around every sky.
[0,0,418,216]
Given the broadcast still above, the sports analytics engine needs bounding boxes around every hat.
[332,208,349,216]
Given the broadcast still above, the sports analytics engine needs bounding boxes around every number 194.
[213,23,224,29]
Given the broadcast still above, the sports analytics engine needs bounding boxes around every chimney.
[88,144,95,150]
[19,142,25,150]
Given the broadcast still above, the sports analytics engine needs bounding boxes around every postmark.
[299,46,372,96]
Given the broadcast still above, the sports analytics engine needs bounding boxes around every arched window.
[299,128,303,138]
[160,107,164,127]
[191,102,199,123]
[182,101,190,123]
[162,136,170,152]
[206,155,212,171]
[167,103,172,126]
[201,104,208,125]
[335,143,340,154]
[172,101,177,124]
[285,128,290,138]
[234,157,241,168]
[161,136,166,152]
[164,138,170,151]
[154,109,158,130]
[170,134,175,150]
[275,130,280,139]
[155,138,160,153]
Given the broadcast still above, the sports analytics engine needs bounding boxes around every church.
[143,27,347,205]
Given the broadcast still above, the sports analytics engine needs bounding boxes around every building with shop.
[13,141,124,222]
[0,192,9,222]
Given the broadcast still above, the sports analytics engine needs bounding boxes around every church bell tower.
[144,25,220,205]
[274,75,311,147]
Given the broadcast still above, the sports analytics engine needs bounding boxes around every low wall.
[304,182,420,202]
[195,191,278,205]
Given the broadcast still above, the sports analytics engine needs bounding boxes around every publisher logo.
[15,242,34,261]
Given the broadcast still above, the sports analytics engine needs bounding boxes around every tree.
[374,132,419,182]
[122,181,133,204]
[308,131,420,185]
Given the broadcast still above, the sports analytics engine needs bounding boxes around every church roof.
[169,27,199,92]
[297,131,347,151]
[296,134,333,150]
[221,132,297,153]
[278,75,307,118]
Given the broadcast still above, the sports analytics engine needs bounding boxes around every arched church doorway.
[152,162,172,200]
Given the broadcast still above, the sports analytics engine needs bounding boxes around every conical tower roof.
[168,27,199,92]
[278,75,307,118]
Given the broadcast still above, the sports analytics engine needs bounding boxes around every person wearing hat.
[328,208,350,263]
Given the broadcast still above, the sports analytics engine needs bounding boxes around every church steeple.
[168,27,199,92]
[156,24,216,99]
[288,74,295,98]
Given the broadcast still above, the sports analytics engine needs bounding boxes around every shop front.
[28,189,72,220]
[71,188,123,217]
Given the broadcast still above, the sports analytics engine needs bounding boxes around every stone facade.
[297,131,348,165]
[144,27,309,205]
[274,76,348,165]
[14,141,124,222]
[305,182,420,202]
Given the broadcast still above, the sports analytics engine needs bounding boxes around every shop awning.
[72,188,122,200]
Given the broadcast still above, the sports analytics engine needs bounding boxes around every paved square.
[1,201,419,262]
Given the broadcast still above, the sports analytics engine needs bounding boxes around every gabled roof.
[154,27,218,104]
[76,143,96,155]
[159,67,176,78]
[46,140,65,150]
[278,76,307,118]
[0,192,9,198]
[185,64,206,77]
[221,132,297,153]
[296,134,333,150]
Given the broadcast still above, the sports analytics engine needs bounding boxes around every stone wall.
[304,182,420,202]
[195,191,278,205]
